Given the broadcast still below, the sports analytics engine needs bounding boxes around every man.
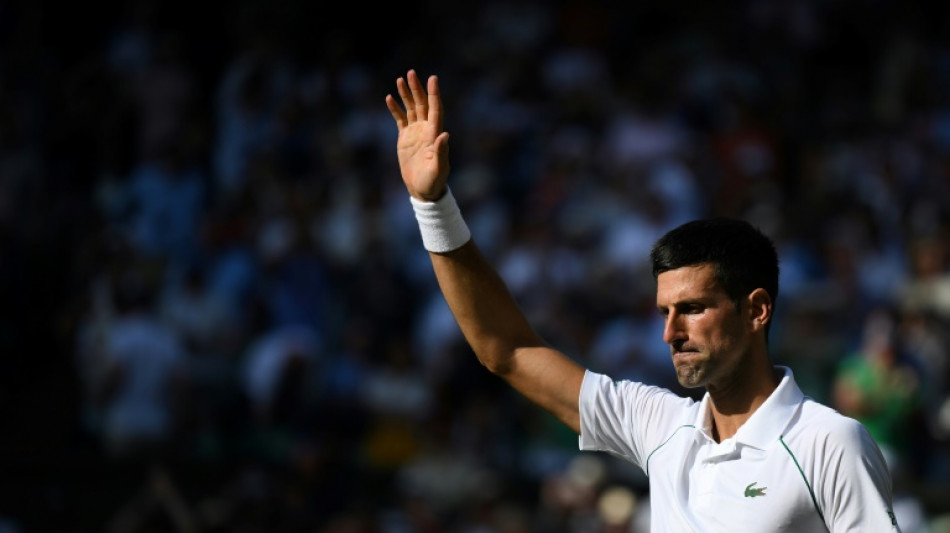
[385,69,900,532]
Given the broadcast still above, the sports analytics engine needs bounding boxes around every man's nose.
[662,313,684,345]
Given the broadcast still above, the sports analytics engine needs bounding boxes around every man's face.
[656,263,750,389]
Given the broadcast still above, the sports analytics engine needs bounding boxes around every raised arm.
[385,70,585,433]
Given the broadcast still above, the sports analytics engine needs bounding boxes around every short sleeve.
[819,418,901,532]
[578,370,696,470]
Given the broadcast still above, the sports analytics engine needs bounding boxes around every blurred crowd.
[2,0,950,531]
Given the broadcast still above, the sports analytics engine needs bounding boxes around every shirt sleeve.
[819,417,901,532]
[578,370,696,470]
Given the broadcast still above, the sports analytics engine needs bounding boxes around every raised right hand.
[385,69,450,202]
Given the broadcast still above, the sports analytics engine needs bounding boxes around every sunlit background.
[2,0,949,531]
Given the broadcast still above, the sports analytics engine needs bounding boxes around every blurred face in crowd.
[656,263,751,389]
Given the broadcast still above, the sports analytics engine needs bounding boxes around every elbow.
[469,337,515,376]
[476,347,513,377]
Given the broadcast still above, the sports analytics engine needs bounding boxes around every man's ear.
[747,288,773,332]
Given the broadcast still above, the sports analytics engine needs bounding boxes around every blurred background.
[1,0,949,531]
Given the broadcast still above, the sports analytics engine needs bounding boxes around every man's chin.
[674,366,706,389]
[676,378,705,389]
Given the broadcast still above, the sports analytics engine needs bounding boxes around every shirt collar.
[692,366,805,449]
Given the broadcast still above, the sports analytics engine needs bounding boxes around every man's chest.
[647,439,826,532]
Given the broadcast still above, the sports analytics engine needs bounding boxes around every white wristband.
[410,187,471,253]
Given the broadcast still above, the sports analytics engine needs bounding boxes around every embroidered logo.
[744,482,767,498]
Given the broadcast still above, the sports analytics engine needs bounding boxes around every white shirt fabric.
[579,366,901,532]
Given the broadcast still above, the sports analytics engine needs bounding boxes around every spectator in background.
[90,264,191,460]
[212,37,293,197]
[129,32,198,165]
[239,318,322,465]
[120,128,209,267]
[159,261,236,357]
[899,232,950,322]
[832,306,922,468]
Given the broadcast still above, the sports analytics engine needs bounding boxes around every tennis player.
[385,69,900,532]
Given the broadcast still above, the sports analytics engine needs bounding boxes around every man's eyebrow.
[659,296,708,305]
[657,299,707,311]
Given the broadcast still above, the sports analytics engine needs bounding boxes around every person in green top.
[832,306,921,461]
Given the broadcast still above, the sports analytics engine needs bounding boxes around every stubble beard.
[674,340,748,391]
[674,360,708,388]
[672,343,711,389]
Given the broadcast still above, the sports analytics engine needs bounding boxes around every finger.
[407,70,429,121]
[435,132,450,171]
[427,75,443,132]
[385,94,407,129]
[396,76,416,122]
[434,131,450,154]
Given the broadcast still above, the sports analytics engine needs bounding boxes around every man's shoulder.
[799,396,859,425]
[789,396,879,451]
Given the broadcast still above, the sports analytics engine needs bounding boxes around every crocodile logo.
[744,482,767,498]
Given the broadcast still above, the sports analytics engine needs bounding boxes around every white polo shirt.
[579,366,901,532]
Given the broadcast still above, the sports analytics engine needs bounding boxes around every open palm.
[385,70,450,201]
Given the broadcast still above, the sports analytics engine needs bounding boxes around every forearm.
[429,240,584,433]
[430,241,545,375]
[410,187,542,369]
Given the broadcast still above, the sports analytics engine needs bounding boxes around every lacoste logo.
[744,482,767,498]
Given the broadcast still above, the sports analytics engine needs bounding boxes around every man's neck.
[706,364,781,443]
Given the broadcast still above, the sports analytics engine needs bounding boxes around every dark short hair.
[650,218,779,313]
